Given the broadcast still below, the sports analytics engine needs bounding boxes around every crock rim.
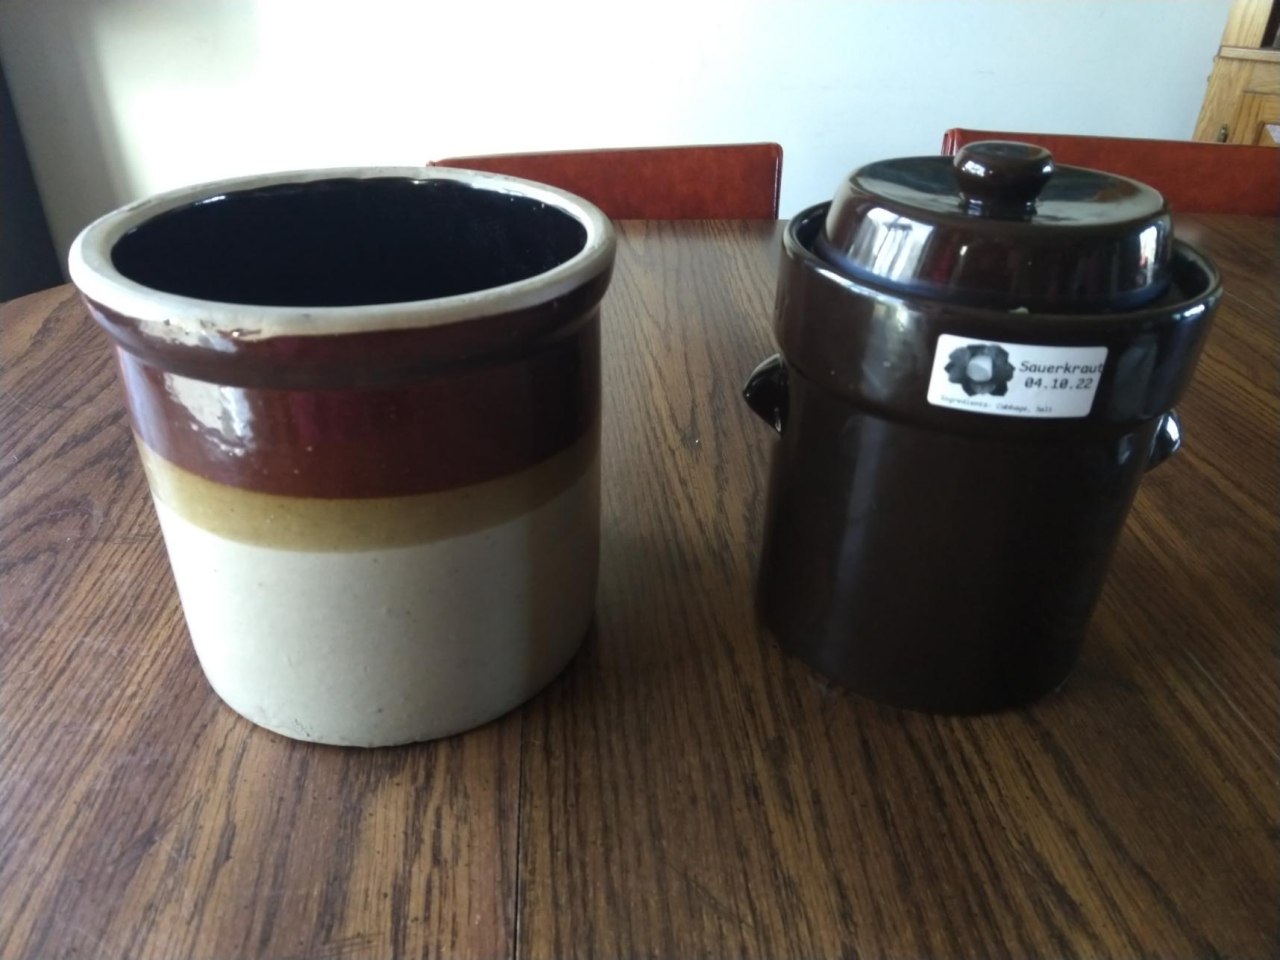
[67,165,616,345]
[786,201,1221,326]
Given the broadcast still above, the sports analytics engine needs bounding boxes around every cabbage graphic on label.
[945,343,1015,396]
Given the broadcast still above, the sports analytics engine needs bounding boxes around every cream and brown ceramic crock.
[69,167,615,746]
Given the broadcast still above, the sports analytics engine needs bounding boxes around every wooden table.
[1,217,1276,959]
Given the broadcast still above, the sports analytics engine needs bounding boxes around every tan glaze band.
[138,424,598,552]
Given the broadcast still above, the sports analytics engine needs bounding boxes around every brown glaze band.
[141,423,598,551]
[83,268,612,390]
[119,318,599,499]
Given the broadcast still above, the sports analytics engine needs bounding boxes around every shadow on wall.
[0,2,136,278]
[0,60,61,299]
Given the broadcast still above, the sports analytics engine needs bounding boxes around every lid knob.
[954,141,1054,217]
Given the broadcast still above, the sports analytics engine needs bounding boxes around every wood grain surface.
[1,217,1276,959]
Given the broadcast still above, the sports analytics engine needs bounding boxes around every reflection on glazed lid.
[816,142,1173,313]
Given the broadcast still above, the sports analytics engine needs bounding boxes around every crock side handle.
[1146,409,1182,470]
[744,354,789,434]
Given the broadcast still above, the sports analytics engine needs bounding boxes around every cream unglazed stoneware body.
[68,167,615,746]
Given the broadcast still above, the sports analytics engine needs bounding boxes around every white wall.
[1,0,1230,265]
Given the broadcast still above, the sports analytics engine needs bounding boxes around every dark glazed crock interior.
[110,178,589,307]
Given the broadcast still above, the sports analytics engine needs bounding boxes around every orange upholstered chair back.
[431,143,783,219]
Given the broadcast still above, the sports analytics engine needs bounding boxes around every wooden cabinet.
[1233,89,1280,144]
[1194,0,1280,145]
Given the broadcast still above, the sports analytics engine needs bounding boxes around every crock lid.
[816,141,1173,312]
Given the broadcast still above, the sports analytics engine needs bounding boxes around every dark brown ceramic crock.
[68,167,615,746]
[744,142,1222,714]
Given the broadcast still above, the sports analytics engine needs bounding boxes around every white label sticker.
[927,335,1108,419]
